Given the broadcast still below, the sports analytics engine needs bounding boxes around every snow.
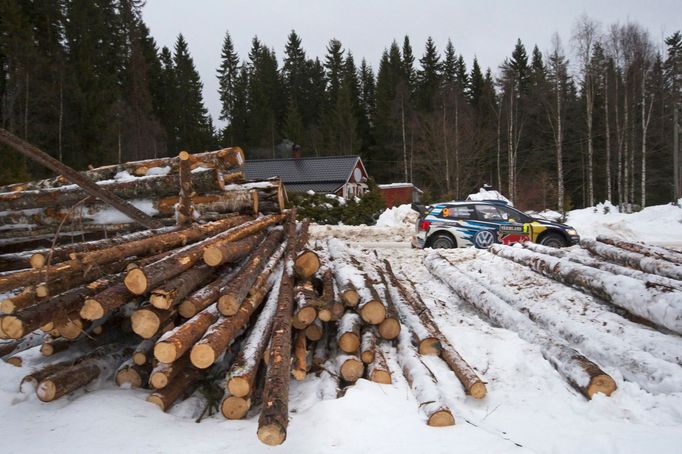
[146,166,171,176]
[566,200,682,246]
[466,188,513,206]
[89,199,160,224]
[375,203,418,228]
[3,202,682,453]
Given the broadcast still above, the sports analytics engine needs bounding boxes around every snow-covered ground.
[2,200,682,453]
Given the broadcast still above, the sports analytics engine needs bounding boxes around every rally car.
[411,200,580,249]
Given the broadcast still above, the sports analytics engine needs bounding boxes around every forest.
[0,0,680,211]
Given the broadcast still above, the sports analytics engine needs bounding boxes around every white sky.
[142,0,680,127]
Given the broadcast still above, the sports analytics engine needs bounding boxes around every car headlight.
[566,229,577,236]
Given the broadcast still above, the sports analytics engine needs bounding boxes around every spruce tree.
[416,37,441,112]
[217,30,240,143]
[401,36,416,91]
[469,57,485,107]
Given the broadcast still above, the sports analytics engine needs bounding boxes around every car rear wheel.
[430,233,456,249]
[539,232,567,248]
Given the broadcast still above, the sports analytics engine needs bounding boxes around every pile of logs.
[0,146,286,251]
[0,198,487,444]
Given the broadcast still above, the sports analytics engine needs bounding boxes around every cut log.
[176,151,195,226]
[0,167,224,212]
[220,392,252,420]
[375,267,401,340]
[133,337,159,366]
[203,233,264,267]
[147,367,203,412]
[357,274,386,325]
[396,328,455,426]
[131,306,176,339]
[36,345,132,402]
[426,251,617,399]
[292,280,318,329]
[291,330,309,381]
[157,190,257,217]
[217,228,284,315]
[54,311,85,340]
[337,354,364,382]
[154,306,220,364]
[521,242,682,292]
[367,345,391,384]
[294,250,320,280]
[316,267,343,322]
[178,266,239,318]
[257,211,297,446]
[0,331,44,358]
[115,360,152,389]
[125,214,284,295]
[490,244,682,335]
[40,336,72,357]
[73,215,249,267]
[597,235,682,265]
[337,312,362,354]
[149,355,191,389]
[304,318,324,342]
[190,262,280,369]
[0,287,37,314]
[150,264,217,310]
[581,238,682,281]
[225,271,281,397]
[360,326,378,363]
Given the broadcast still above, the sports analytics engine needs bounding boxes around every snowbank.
[375,204,418,228]
[566,200,682,245]
[466,189,513,206]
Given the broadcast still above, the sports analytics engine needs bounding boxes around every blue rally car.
[412,200,580,249]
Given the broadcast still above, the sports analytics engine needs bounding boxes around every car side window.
[443,205,474,220]
[475,205,504,221]
[498,206,527,222]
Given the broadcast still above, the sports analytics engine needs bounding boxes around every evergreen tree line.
[1,4,680,210]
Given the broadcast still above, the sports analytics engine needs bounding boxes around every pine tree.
[172,34,213,153]
[217,31,240,143]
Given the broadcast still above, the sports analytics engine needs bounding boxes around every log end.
[80,299,105,321]
[296,306,317,326]
[29,253,46,269]
[178,301,197,319]
[339,333,360,354]
[257,423,287,446]
[40,343,54,356]
[587,374,617,398]
[178,150,190,161]
[2,316,25,339]
[133,352,148,366]
[468,381,487,400]
[0,299,15,314]
[427,410,456,427]
[37,380,57,402]
[342,290,360,307]
[153,342,178,364]
[360,351,375,364]
[116,369,142,388]
[360,300,386,325]
[227,376,251,398]
[147,394,167,411]
[190,343,216,369]
[340,358,364,382]
[418,338,443,356]
[317,309,332,322]
[304,324,323,341]
[150,371,169,389]
[150,293,172,310]
[131,309,161,339]
[217,295,240,317]
[370,370,392,385]
[292,369,307,381]
[203,247,224,267]
[378,317,401,340]
[35,285,48,298]
[221,395,250,420]
[294,250,321,279]
[5,356,22,367]
[58,317,83,340]
[124,268,149,295]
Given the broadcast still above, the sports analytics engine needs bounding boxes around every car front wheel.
[430,233,456,249]
[539,232,567,248]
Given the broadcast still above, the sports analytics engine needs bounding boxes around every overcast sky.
[142,0,680,127]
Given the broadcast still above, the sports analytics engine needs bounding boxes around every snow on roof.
[378,183,423,192]
[466,188,513,206]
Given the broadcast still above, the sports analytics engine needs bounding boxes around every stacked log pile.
[0,178,486,446]
[0,147,286,249]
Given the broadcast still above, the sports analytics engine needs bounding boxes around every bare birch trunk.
[604,71,612,201]
[442,103,450,193]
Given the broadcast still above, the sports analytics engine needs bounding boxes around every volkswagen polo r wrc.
[412,200,580,249]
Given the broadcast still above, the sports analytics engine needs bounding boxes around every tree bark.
[131,306,177,339]
[203,232,264,267]
[291,330,309,381]
[581,239,682,281]
[596,235,682,265]
[154,306,220,364]
[367,345,391,384]
[150,264,218,310]
[360,325,378,363]
[177,267,239,318]
[176,151,195,226]
[257,211,297,446]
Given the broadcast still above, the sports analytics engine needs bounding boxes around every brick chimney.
[292,144,302,159]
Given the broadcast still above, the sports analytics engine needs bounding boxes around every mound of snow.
[566,200,682,246]
[376,204,418,228]
[466,189,513,206]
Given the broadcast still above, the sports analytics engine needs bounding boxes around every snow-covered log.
[597,235,682,265]
[336,353,364,382]
[490,244,682,335]
[337,311,362,354]
[581,239,682,281]
[115,360,152,388]
[367,344,391,384]
[396,328,455,426]
[257,211,298,446]
[225,270,281,398]
[154,306,220,364]
[0,331,44,358]
[360,325,378,363]
[522,242,682,292]
[292,280,318,329]
[149,355,191,389]
[426,251,617,399]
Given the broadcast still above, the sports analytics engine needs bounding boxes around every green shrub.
[289,178,385,225]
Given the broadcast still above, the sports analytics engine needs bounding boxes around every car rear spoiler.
[411,203,427,215]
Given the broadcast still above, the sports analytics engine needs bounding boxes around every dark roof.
[244,156,362,193]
